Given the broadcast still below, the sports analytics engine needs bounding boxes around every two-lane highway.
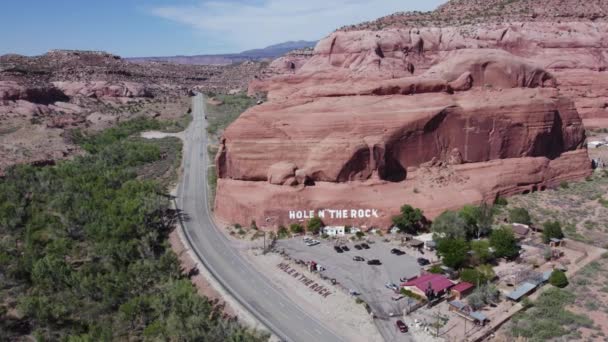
[176,94,344,342]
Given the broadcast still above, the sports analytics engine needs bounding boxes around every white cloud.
[150,0,445,53]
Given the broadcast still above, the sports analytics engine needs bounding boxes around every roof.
[542,270,552,282]
[403,273,454,293]
[470,311,488,322]
[452,282,474,293]
[507,282,537,301]
[448,300,466,310]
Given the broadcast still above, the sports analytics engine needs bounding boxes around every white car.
[306,240,320,247]
[385,282,399,292]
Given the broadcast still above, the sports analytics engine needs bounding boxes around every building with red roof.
[450,281,475,299]
[402,273,455,299]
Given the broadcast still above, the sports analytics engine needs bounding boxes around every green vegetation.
[289,223,304,234]
[391,204,425,234]
[549,270,569,288]
[0,119,267,341]
[510,288,592,341]
[436,238,469,269]
[428,264,443,274]
[460,203,494,239]
[509,207,532,225]
[400,288,425,301]
[432,211,468,240]
[306,217,324,235]
[542,221,564,243]
[277,226,290,239]
[469,240,493,265]
[489,226,520,259]
[460,265,495,285]
[205,93,257,136]
[495,197,508,206]
[467,284,499,310]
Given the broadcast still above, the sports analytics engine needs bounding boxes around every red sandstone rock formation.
[218,37,593,229]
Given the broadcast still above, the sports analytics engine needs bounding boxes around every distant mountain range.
[127,40,317,65]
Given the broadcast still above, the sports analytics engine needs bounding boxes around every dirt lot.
[274,234,439,342]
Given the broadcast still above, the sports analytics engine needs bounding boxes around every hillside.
[341,0,608,30]
[127,40,317,65]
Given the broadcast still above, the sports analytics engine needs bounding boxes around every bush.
[428,265,443,274]
[495,197,508,206]
[543,221,564,243]
[401,288,424,301]
[306,217,324,235]
[355,231,365,239]
[470,239,493,265]
[560,181,570,189]
[277,226,289,239]
[460,265,495,285]
[549,270,569,288]
[509,207,532,225]
[289,223,304,234]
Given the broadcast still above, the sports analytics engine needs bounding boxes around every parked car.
[354,244,362,250]
[341,246,350,252]
[385,282,399,292]
[353,256,365,262]
[390,248,405,255]
[367,259,381,265]
[306,240,320,247]
[334,246,343,253]
[361,243,370,249]
[417,257,430,266]
[396,320,408,333]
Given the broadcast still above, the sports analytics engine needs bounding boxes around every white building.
[349,227,361,234]
[323,226,346,236]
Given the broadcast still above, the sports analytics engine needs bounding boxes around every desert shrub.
[428,265,443,274]
[509,207,532,225]
[510,288,592,341]
[289,223,304,234]
[277,226,289,239]
[460,265,495,285]
[549,270,569,288]
[495,197,508,206]
[542,221,564,243]
[401,288,424,301]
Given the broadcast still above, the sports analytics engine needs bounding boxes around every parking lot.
[276,235,439,341]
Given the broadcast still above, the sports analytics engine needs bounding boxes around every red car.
[396,320,408,333]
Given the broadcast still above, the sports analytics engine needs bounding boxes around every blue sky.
[1,0,445,57]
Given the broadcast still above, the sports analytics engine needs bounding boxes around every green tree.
[460,265,495,285]
[509,207,532,225]
[489,226,519,259]
[432,211,468,240]
[460,203,494,239]
[542,221,564,244]
[549,270,568,288]
[436,238,469,269]
[289,223,304,234]
[470,239,493,265]
[391,204,425,234]
[307,217,324,235]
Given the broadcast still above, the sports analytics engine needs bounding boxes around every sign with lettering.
[288,208,379,220]
[277,263,332,298]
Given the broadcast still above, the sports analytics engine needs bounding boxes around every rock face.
[217,34,593,229]
[250,22,608,127]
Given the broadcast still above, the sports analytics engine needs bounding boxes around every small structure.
[402,273,454,300]
[323,226,345,236]
[390,226,401,234]
[506,282,537,301]
[549,238,564,247]
[448,300,489,326]
[511,223,531,240]
[349,227,361,234]
[450,282,475,300]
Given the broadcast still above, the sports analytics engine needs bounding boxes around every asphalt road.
[176,94,345,342]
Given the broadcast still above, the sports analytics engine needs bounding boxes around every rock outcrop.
[217,35,593,229]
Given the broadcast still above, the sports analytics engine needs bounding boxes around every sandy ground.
[242,248,384,342]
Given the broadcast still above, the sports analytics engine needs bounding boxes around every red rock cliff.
[216,12,595,229]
